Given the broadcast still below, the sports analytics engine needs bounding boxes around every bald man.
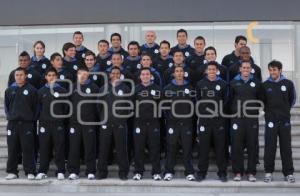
[140,31,160,59]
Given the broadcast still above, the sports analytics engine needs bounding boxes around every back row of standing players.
[5,29,296,183]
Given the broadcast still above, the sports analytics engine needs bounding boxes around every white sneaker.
[133,173,142,181]
[57,173,65,180]
[153,174,162,181]
[68,173,79,180]
[285,175,296,183]
[35,173,47,180]
[87,173,95,180]
[248,174,256,182]
[163,173,173,181]
[5,173,18,180]
[27,174,35,180]
[186,174,196,181]
[233,173,242,181]
[264,173,273,183]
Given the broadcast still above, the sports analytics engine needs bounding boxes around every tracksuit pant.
[165,120,194,176]
[97,122,129,177]
[37,121,65,174]
[133,120,161,175]
[197,121,227,177]
[231,118,258,175]
[6,121,36,175]
[264,120,294,176]
[68,123,97,175]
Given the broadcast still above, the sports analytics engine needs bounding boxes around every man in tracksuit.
[153,40,174,82]
[262,60,296,183]
[221,35,254,69]
[228,46,262,82]
[170,29,195,57]
[35,67,69,180]
[229,61,262,182]
[123,41,141,75]
[68,67,99,180]
[85,50,105,88]
[8,51,42,89]
[163,65,196,181]
[97,66,131,180]
[5,67,37,180]
[62,42,84,80]
[109,33,129,59]
[132,67,162,181]
[195,61,228,182]
[140,31,160,59]
[73,31,90,65]
[96,39,112,72]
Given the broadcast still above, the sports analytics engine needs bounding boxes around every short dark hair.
[84,51,96,59]
[15,67,28,75]
[177,29,188,37]
[240,60,252,67]
[160,40,170,48]
[141,52,152,59]
[235,35,247,44]
[110,66,121,73]
[194,36,206,44]
[45,67,58,76]
[110,33,122,42]
[206,61,219,69]
[268,60,283,70]
[77,66,89,72]
[174,64,184,72]
[19,51,30,59]
[140,67,151,74]
[127,41,140,51]
[62,42,76,56]
[73,31,83,38]
[173,49,184,56]
[204,46,217,56]
[98,39,109,46]
[50,52,62,61]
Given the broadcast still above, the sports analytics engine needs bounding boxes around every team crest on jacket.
[27,74,32,79]
[59,75,65,80]
[23,89,29,95]
[281,85,287,92]
[215,85,221,91]
[154,49,159,54]
[42,64,47,69]
[185,51,190,57]
[250,82,255,87]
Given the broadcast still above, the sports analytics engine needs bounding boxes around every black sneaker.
[219,175,228,182]
[197,175,206,182]
[119,175,128,181]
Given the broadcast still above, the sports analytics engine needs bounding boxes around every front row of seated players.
[4,57,296,183]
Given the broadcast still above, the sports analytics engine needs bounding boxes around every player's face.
[19,56,31,68]
[98,42,109,54]
[235,40,247,51]
[145,31,156,44]
[14,70,27,85]
[111,54,123,67]
[206,65,218,79]
[73,34,84,46]
[159,43,170,57]
[140,70,151,84]
[84,55,96,69]
[65,47,76,58]
[173,52,184,65]
[174,67,184,80]
[128,45,139,57]
[268,66,282,80]
[240,48,251,61]
[205,50,217,62]
[111,36,121,48]
[34,43,45,57]
[45,72,57,84]
[77,70,89,84]
[177,32,187,45]
[51,56,63,69]
[110,69,121,81]
[240,62,252,78]
[194,39,205,53]
[141,56,152,68]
